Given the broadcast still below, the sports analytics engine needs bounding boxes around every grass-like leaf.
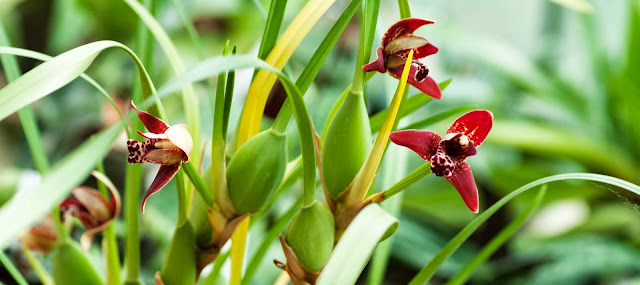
[272,0,364,132]
[447,185,547,285]
[0,251,28,285]
[409,173,640,284]
[0,40,154,122]
[236,0,337,146]
[317,203,399,285]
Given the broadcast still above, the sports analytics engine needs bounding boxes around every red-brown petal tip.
[389,130,441,160]
[130,100,170,134]
[363,47,387,73]
[446,110,493,147]
[445,162,479,213]
[141,163,181,213]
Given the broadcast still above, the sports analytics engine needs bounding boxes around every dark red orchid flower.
[126,101,193,213]
[59,171,121,250]
[19,214,58,253]
[363,18,441,99]
[389,110,493,212]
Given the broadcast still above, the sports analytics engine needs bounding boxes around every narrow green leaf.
[317,204,399,285]
[257,0,287,60]
[447,185,547,285]
[0,23,50,173]
[0,40,154,122]
[0,123,123,250]
[272,0,363,132]
[0,46,130,136]
[397,0,411,18]
[223,45,237,141]
[409,173,640,284]
[0,251,28,285]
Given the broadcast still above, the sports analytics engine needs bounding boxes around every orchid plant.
[1,1,640,285]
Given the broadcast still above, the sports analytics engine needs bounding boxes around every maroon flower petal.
[382,18,435,48]
[130,101,169,134]
[446,110,493,147]
[444,162,479,213]
[141,163,181,213]
[415,43,439,59]
[389,130,441,160]
[363,47,387,73]
[388,64,441,99]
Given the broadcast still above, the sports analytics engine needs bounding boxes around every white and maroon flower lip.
[389,110,494,213]
[126,101,194,213]
[363,18,442,99]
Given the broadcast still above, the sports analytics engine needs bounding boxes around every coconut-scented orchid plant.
[8,1,640,284]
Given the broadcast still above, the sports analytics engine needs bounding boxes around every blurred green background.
[1,0,639,284]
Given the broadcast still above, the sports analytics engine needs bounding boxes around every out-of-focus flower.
[126,101,193,212]
[389,110,493,212]
[19,214,58,253]
[59,171,121,250]
[363,18,441,99]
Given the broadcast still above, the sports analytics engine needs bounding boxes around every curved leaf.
[409,173,640,284]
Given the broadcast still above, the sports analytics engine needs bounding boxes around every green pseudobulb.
[51,241,102,284]
[322,92,371,198]
[285,201,335,272]
[227,129,287,214]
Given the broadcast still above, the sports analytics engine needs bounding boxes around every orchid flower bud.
[321,92,371,198]
[226,129,287,214]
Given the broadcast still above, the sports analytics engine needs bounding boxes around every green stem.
[182,162,213,207]
[124,1,154,282]
[96,164,121,285]
[21,245,52,285]
[0,251,28,285]
[175,171,188,226]
[368,162,431,203]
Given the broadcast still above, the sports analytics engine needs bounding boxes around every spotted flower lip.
[389,110,493,212]
[363,18,442,99]
[126,101,193,213]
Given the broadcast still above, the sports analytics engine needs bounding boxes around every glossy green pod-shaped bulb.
[285,201,335,272]
[322,92,371,198]
[51,241,102,284]
[160,221,196,285]
[227,129,287,214]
